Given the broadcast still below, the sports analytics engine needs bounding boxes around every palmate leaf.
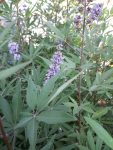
[0,61,31,80]
[37,72,82,112]
[37,110,76,124]
[85,117,113,150]
[36,75,58,111]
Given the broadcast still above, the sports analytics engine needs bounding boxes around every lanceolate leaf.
[96,137,103,150]
[37,75,58,110]
[26,118,38,150]
[46,22,65,39]
[85,117,113,150]
[26,77,37,110]
[48,72,82,105]
[56,144,76,150]
[12,81,23,123]
[92,108,109,119]
[77,145,90,150]
[0,22,14,43]
[14,117,33,129]
[0,96,13,124]
[0,61,31,80]
[87,130,95,150]
[37,110,76,124]
[40,135,56,150]
[102,68,113,81]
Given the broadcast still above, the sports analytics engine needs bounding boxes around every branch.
[0,116,12,150]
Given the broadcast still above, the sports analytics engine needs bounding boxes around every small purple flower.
[74,15,82,27]
[89,3,103,22]
[51,51,63,64]
[8,42,19,54]
[87,7,91,13]
[13,53,21,61]
[44,51,63,84]
[86,18,92,24]
[19,4,28,13]
[8,42,21,61]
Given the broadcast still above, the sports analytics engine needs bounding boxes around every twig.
[78,0,87,130]
[0,116,12,150]
[67,0,69,16]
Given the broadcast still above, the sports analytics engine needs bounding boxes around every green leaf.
[64,56,75,69]
[82,104,94,113]
[89,85,98,92]
[26,78,37,110]
[48,72,82,105]
[0,22,14,43]
[87,130,95,150]
[26,118,38,150]
[92,108,109,119]
[110,7,113,15]
[77,145,90,150]
[12,81,23,123]
[37,76,58,111]
[46,22,65,39]
[56,144,76,150]
[85,117,113,149]
[0,61,31,80]
[85,75,91,88]
[14,117,32,129]
[102,68,113,81]
[37,110,76,124]
[39,56,51,66]
[93,72,101,85]
[40,135,56,150]
[96,137,103,150]
[0,96,13,124]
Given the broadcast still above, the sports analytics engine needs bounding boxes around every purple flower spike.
[51,51,63,65]
[89,3,103,22]
[44,51,63,84]
[8,41,21,61]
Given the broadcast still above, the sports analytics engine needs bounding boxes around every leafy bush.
[0,0,113,150]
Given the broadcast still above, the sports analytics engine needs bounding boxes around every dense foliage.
[0,0,113,150]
